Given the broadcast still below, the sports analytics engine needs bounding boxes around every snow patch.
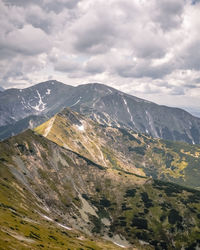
[40,214,53,222]
[104,234,130,249]
[32,90,46,112]
[70,97,82,107]
[21,96,30,110]
[77,124,85,131]
[10,116,17,121]
[145,111,159,137]
[46,89,51,95]
[113,242,126,248]
[122,97,136,126]
[11,233,35,243]
[77,236,85,241]
[29,120,34,129]
[57,223,72,231]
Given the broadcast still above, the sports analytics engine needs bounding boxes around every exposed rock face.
[1,81,200,144]
[1,129,200,249]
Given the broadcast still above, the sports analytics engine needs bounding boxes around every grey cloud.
[132,36,167,59]
[192,0,200,5]
[154,81,173,89]
[73,20,116,54]
[3,0,42,7]
[194,78,200,83]
[54,59,82,72]
[184,84,198,89]
[169,87,185,95]
[180,40,200,70]
[25,8,53,34]
[70,3,118,54]
[115,59,173,79]
[44,0,81,13]
[0,48,16,60]
[3,0,80,11]
[84,59,105,74]
[0,25,51,56]
[153,0,184,30]
[0,54,45,89]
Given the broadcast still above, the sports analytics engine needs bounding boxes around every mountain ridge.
[1,128,200,249]
[0,80,200,144]
[35,107,200,190]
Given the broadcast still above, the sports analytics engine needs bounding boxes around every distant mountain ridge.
[0,80,200,144]
[0,86,4,92]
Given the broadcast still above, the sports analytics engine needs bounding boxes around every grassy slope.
[35,108,200,190]
[0,130,149,250]
[0,130,200,249]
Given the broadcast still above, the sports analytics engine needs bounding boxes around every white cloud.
[0,24,51,56]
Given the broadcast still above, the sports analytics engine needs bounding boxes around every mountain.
[0,80,74,127]
[1,81,200,145]
[0,86,4,92]
[70,83,200,144]
[35,108,200,190]
[1,129,200,249]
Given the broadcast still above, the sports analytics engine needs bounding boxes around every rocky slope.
[1,81,200,144]
[36,108,200,190]
[1,130,200,249]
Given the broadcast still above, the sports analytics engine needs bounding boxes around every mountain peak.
[59,107,83,126]
[29,80,73,90]
[77,82,118,93]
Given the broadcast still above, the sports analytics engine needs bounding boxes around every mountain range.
[0,80,200,144]
[1,80,200,249]
[0,86,4,92]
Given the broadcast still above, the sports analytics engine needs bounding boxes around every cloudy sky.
[0,0,200,111]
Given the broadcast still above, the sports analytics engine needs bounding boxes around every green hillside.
[0,130,200,249]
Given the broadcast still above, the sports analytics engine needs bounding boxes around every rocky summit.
[1,81,200,144]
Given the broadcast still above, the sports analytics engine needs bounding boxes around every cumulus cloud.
[0,25,51,56]
[0,0,200,108]
[153,0,185,30]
